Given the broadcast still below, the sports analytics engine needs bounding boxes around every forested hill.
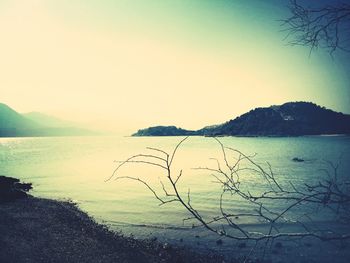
[132,126,196,136]
[133,102,350,137]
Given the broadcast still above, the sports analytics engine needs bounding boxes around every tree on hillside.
[282,0,350,54]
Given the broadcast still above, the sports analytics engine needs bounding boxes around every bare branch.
[109,137,350,244]
[169,136,189,167]
[281,0,350,54]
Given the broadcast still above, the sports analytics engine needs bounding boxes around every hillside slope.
[0,103,97,137]
[22,112,77,128]
[201,102,350,136]
[133,102,350,137]
[0,103,41,136]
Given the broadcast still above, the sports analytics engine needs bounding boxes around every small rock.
[0,176,32,202]
[292,157,304,162]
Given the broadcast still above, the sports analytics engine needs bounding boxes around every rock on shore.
[0,175,32,202]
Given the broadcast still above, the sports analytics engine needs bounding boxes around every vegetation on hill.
[133,126,196,136]
[133,102,350,137]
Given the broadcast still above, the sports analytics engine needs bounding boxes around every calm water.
[1,135,350,259]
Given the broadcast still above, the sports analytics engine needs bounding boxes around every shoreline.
[2,197,349,263]
[1,133,350,139]
[0,196,223,263]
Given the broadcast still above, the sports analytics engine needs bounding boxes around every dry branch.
[109,137,350,244]
[282,0,350,55]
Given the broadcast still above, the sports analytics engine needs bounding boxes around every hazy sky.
[1,0,349,132]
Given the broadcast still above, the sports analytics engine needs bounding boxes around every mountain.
[22,112,77,128]
[0,103,42,137]
[0,103,97,137]
[21,112,98,136]
[202,102,350,136]
[133,102,350,137]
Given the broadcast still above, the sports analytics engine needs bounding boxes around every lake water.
[1,135,350,261]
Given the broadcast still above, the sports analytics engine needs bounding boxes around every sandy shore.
[1,175,349,263]
[0,197,224,263]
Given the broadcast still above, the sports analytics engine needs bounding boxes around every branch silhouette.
[282,0,350,55]
[109,137,350,245]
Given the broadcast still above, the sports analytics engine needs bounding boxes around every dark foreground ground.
[1,177,349,263]
[0,197,224,263]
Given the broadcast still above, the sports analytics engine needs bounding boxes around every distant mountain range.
[133,102,350,137]
[0,103,97,137]
[22,112,78,128]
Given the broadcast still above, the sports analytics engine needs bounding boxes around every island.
[133,102,350,137]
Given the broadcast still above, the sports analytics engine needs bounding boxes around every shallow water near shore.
[1,135,350,262]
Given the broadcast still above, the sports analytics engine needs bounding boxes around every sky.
[1,0,349,133]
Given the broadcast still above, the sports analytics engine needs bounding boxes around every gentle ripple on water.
[1,135,350,259]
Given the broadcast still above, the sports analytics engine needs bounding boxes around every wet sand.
[1,195,349,263]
